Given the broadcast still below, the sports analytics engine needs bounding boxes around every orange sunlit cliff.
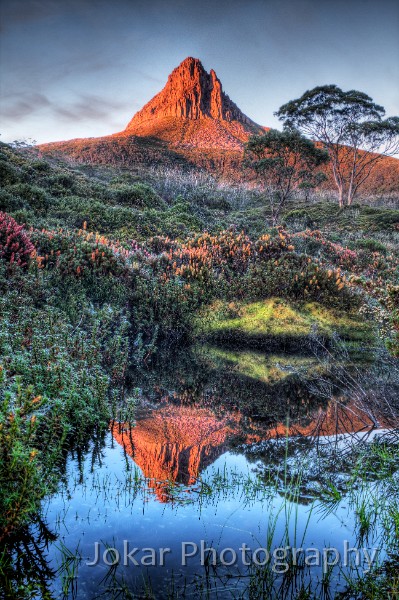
[123,57,263,149]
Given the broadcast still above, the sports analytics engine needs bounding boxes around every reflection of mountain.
[130,347,328,426]
[111,405,242,501]
[111,397,388,502]
[265,398,387,439]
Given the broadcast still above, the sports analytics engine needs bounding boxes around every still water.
[8,345,399,598]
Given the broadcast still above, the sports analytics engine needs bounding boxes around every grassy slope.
[38,130,399,196]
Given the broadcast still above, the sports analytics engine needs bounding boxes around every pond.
[5,344,399,599]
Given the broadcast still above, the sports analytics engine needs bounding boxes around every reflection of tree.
[1,434,108,599]
[241,341,399,495]
[243,406,398,500]
[305,338,399,433]
[1,516,57,599]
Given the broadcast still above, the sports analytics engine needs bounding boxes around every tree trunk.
[338,186,344,208]
[347,188,355,206]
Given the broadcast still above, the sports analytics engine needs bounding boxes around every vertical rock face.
[125,57,256,129]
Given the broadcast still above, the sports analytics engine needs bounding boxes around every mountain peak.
[125,57,257,133]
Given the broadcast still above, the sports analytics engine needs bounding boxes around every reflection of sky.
[43,437,373,598]
[1,0,398,144]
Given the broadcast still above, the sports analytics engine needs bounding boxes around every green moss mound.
[196,298,374,351]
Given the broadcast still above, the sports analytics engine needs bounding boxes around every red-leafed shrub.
[0,211,35,269]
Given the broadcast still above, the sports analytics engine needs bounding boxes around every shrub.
[354,238,388,255]
[7,183,50,213]
[284,208,314,228]
[30,160,51,173]
[358,206,399,231]
[0,374,54,541]
[0,296,127,536]
[385,285,399,356]
[243,253,359,309]
[0,159,19,186]
[0,212,34,270]
[0,189,26,213]
[139,229,357,310]
[45,173,76,191]
[201,195,231,210]
[30,228,130,281]
[292,229,359,270]
[111,182,165,209]
[47,196,133,231]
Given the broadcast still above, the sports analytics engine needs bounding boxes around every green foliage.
[0,189,27,213]
[47,195,135,231]
[385,286,399,356]
[354,238,388,254]
[111,182,165,208]
[0,159,19,185]
[241,252,358,309]
[0,374,59,540]
[7,183,50,213]
[244,128,328,224]
[277,85,399,206]
[283,202,399,232]
[44,173,77,195]
[0,262,133,535]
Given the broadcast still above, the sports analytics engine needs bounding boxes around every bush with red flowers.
[0,211,34,270]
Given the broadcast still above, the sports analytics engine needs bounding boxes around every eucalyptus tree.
[276,85,399,206]
[244,128,329,225]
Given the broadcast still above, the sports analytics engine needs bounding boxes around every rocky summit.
[127,57,255,126]
[123,57,263,149]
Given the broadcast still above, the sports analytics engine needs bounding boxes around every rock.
[125,57,256,129]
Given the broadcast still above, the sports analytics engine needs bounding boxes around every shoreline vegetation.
[1,139,399,598]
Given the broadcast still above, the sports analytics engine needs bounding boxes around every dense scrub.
[0,140,398,546]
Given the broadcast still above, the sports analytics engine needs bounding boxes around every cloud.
[0,91,132,124]
[0,0,115,27]
[0,0,69,31]
[53,94,131,122]
[0,92,51,118]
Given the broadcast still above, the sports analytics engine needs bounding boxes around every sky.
[1,0,398,144]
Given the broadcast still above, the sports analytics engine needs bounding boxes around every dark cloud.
[0,91,132,123]
[53,94,132,122]
[0,0,68,33]
[0,0,114,27]
[0,92,51,118]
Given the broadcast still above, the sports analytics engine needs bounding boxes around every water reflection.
[111,405,239,502]
[1,516,57,599]
[111,394,390,504]
[2,344,398,599]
